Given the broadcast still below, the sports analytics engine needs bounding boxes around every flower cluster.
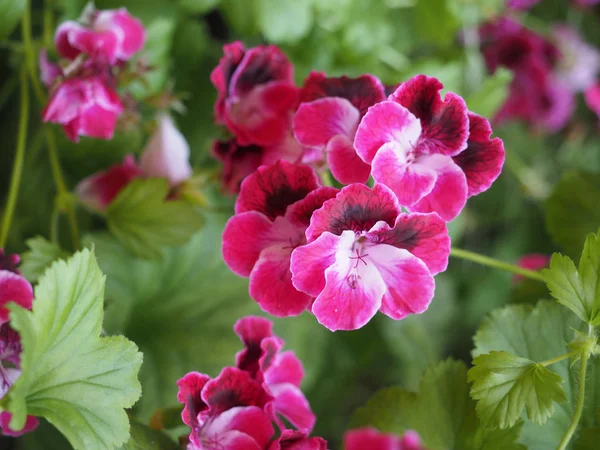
[41,7,146,142]
[217,42,505,331]
[344,428,425,450]
[0,250,38,437]
[177,316,324,449]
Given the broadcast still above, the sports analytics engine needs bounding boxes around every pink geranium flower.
[234,316,315,431]
[211,42,299,146]
[553,25,600,93]
[506,0,541,10]
[42,76,124,142]
[585,82,600,119]
[290,183,450,331]
[222,161,338,316]
[0,250,20,274]
[268,430,327,450]
[514,253,551,283]
[55,7,145,64]
[345,428,424,450]
[0,271,33,326]
[353,75,504,221]
[293,72,386,184]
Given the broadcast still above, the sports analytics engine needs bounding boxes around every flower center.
[347,236,370,289]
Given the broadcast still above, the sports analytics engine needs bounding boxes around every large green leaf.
[0,0,25,39]
[351,359,525,450]
[19,236,65,283]
[1,249,143,450]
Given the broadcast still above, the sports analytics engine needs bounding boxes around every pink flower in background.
[0,250,20,274]
[293,72,385,184]
[55,7,145,64]
[42,76,124,142]
[291,183,449,331]
[506,0,541,9]
[140,114,193,187]
[211,42,299,147]
[585,82,600,119]
[76,155,142,212]
[514,253,551,282]
[39,50,61,88]
[345,428,424,450]
[553,25,600,93]
[222,161,338,316]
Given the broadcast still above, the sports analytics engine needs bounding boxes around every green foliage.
[19,236,64,283]
[178,0,220,14]
[255,0,313,44]
[0,0,25,40]
[542,230,600,324]
[1,249,143,450]
[413,0,459,47]
[116,421,179,450]
[545,171,600,259]
[469,351,566,429]
[352,359,525,450]
[466,68,512,118]
[105,178,204,259]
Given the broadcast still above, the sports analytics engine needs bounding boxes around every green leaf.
[545,170,600,259]
[254,0,313,44]
[105,178,204,259]
[575,428,600,450]
[542,230,600,324]
[0,0,26,39]
[352,359,525,450]
[469,351,566,429]
[116,420,179,450]
[413,0,460,47]
[178,0,219,13]
[89,212,258,420]
[466,68,512,118]
[19,237,65,283]
[2,249,143,450]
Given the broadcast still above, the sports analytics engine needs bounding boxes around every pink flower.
[39,50,61,88]
[0,271,33,326]
[553,25,600,93]
[0,250,20,274]
[76,155,142,212]
[140,114,193,187]
[506,0,541,9]
[293,72,385,184]
[0,412,39,437]
[211,42,299,146]
[55,7,145,64]
[290,183,450,331]
[42,76,124,142]
[585,82,600,119]
[514,253,550,282]
[353,75,504,221]
[234,316,315,431]
[222,161,338,316]
[268,430,327,450]
[345,428,424,450]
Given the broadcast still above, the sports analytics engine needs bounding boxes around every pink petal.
[201,367,272,416]
[285,186,339,228]
[234,316,274,378]
[140,114,192,186]
[368,245,434,320]
[452,113,505,198]
[354,101,422,164]
[399,430,424,450]
[290,232,341,297]
[67,27,120,64]
[211,41,247,123]
[0,323,23,367]
[369,213,450,275]
[54,21,83,60]
[0,366,20,399]
[268,382,315,431]
[235,161,320,220]
[293,97,360,147]
[249,246,313,317]
[311,231,386,331]
[96,8,146,60]
[269,429,328,450]
[344,428,402,450]
[389,75,469,156]
[327,134,371,184]
[203,406,274,450]
[299,71,386,117]
[212,139,265,194]
[0,250,20,274]
[410,155,468,221]
[39,50,61,88]
[177,372,211,428]
[585,82,600,118]
[305,184,401,242]
[79,103,121,140]
[258,336,284,376]
[264,350,304,387]
[0,271,34,326]
[514,253,550,283]
[0,412,38,437]
[370,144,437,206]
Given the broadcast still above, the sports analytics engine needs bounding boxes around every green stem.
[0,68,30,248]
[556,350,590,450]
[540,350,579,367]
[22,0,47,105]
[450,247,546,282]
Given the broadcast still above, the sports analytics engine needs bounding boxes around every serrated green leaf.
[2,249,143,450]
[254,0,313,44]
[0,0,26,39]
[105,178,204,259]
[542,230,600,324]
[116,420,179,450]
[351,359,525,450]
[545,170,600,259]
[19,237,65,283]
[469,351,566,429]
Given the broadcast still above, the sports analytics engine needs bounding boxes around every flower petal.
[268,382,315,431]
[234,316,274,378]
[0,412,38,437]
[291,232,341,298]
[96,8,146,60]
[269,429,328,450]
[344,427,401,450]
[264,350,304,387]
[176,372,211,428]
[0,271,33,326]
[203,406,274,450]
[54,21,83,60]
[285,186,339,228]
[327,135,371,184]
[305,184,401,242]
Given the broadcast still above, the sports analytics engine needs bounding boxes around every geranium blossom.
[345,428,424,450]
[293,72,386,184]
[506,0,541,9]
[211,42,298,147]
[514,253,551,283]
[222,161,338,316]
[553,25,600,93]
[268,430,327,450]
[585,82,600,120]
[354,75,504,221]
[290,183,450,331]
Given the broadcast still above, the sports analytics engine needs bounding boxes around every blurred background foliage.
[1,0,600,448]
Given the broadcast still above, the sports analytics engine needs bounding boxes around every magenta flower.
[0,250,20,274]
[290,183,450,331]
[211,42,299,147]
[353,75,504,221]
[268,430,327,450]
[293,72,386,184]
[514,253,551,283]
[234,316,315,431]
[553,25,600,93]
[506,0,541,10]
[42,76,124,142]
[345,428,424,450]
[585,82,600,119]
[76,155,142,212]
[222,161,338,316]
[55,7,145,64]
[0,270,33,326]
[140,114,193,187]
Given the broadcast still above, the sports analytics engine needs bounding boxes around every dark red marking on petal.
[212,139,264,194]
[285,186,339,228]
[177,372,211,428]
[234,316,274,378]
